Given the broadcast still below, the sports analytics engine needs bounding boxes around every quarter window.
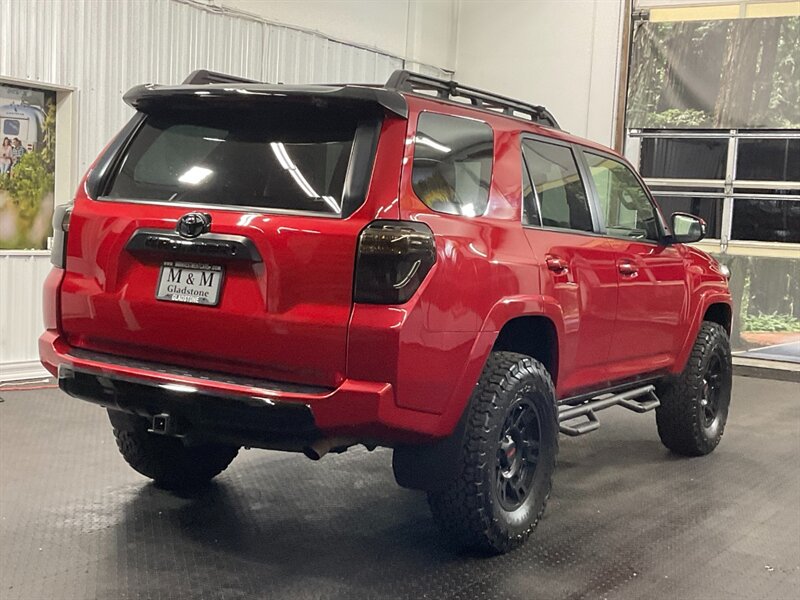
[521,154,541,226]
[411,113,493,217]
[522,140,593,232]
[584,152,660,241]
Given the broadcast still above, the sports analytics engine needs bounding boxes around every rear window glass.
[106,106,362,215]
[411,112,493,217]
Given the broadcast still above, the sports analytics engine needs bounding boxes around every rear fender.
[432,295,564,437]
[394,295,563,490]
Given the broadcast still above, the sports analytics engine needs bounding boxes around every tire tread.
[428,351,558,554]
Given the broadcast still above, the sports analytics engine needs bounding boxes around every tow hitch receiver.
[558,385,660,436]
[149,413,177,436]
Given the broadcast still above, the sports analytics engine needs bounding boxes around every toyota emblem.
[176,212,212,238]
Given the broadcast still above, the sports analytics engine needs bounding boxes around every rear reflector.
[50,203,72,268]
[354,221,436,304]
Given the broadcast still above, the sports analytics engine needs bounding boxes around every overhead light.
[271,142,340,212]
[178,166,213,185]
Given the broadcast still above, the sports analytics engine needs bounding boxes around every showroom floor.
[0,375,798,600]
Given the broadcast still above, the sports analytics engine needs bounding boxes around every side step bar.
[558,385,660,436]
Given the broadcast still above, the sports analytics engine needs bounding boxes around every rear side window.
[105,105,369,216]
[412,112,493,217]
[522,139,593,232]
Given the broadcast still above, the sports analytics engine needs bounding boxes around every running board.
[558,385,660,437]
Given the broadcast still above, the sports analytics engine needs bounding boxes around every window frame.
[519,133,602,236]
[520,150,542,227]
[626,129,800,249]
[576,145,668,245]
[411,110,495,219]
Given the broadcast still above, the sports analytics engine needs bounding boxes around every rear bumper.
[39,330,446,447]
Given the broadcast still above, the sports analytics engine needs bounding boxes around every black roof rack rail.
[385,70,560,130]
[183,69,260,85]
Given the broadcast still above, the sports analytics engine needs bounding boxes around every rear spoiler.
[123,82,408,119]
[183,69,258,85]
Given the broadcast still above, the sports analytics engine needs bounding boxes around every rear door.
[579,149,687,377]
[60,95,404,388]
[520,137,619,397]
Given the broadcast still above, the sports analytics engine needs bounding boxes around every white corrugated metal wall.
[0,0,448,381]
[1,0,415,182]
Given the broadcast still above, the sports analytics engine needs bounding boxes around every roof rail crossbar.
[183,69,260,85]
[385,70,560,130]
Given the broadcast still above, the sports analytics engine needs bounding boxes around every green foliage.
[646,109,711,128]
[0,150,54,221]
[742,312,800,333]
[41,101,56,171]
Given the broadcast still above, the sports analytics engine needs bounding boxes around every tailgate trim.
[126,228,263,262]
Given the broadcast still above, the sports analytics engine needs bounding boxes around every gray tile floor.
[0,376,798,600]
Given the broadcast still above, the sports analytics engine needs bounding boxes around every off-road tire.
[656,321,732,456]
[109,412,239,490]
[427,352,558,554]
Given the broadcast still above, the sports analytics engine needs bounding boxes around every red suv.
[40,70,733,554]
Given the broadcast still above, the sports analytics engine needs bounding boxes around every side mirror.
[670,212,706,244]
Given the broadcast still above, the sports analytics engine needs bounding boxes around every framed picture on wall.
[0,82,57,250]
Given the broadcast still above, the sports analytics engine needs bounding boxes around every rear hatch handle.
[125,228,263,263]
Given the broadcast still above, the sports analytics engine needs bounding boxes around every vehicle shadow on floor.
[102,433,750,598]
[114,450,478,587]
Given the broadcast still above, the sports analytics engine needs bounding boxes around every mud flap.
[392,408,468,492]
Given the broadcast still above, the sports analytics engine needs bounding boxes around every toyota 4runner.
[40,70,734,554]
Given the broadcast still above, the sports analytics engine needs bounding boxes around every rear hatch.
[59,85,406,388]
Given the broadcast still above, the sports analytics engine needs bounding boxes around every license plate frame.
[155,261,225,306]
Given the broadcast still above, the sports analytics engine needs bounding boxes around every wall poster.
[0,82,56,250]
[627,16,800,129]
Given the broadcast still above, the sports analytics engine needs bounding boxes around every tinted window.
[736,139,800,182]
[654,195,723,239]
[522,140,593,232]
[106,106,363,215]
[585,152,660,241]
[731,198,800,243]
[412,113,493,217]
[521,154,541,226]
[640,137,727,179]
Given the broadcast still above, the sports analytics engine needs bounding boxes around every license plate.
[156,261,224,306]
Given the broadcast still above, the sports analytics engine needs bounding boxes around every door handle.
[546,255,569,273]
[618,261,638,276]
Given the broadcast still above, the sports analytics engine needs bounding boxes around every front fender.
[673,289,733,374]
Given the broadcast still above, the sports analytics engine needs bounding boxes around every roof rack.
[183,69,259,85]
[385,70,560,130]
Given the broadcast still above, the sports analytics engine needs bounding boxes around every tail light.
[50,203,73,267]
[354,221,436,304]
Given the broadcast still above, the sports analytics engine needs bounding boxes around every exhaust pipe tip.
[303,437,356,461]
[302,446,324,461]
